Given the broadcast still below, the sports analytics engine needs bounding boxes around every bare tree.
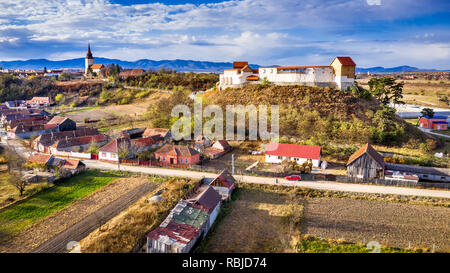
[4,148,27,196]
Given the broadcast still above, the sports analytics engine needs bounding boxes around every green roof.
[172,205,209,229]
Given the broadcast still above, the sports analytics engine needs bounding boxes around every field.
[357,78,450,108]
[302,197,450,252]
[201,185,450,253]
[200,187,303,253]
[0,170,119,243]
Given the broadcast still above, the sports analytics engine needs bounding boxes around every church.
[84,44,104,75]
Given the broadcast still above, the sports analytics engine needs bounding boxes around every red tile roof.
[90,64,104,70]
[347,143,385,167]
[265,143,321,160]
[131,136,158,148]
[62,159,84,170]
[146,221,200,244]
[143,128,170,138]
[233,61,248,69]
[333,57,356,66]
[155,144,199,157]
[27,153,52,165]
[47,116,69,125]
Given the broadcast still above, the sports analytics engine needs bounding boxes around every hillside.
[206,85,435,158]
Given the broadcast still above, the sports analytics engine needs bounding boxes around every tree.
[439,94,449,106]
[4,148,26,196]
[368,77,404,106]
[421,107,434,118]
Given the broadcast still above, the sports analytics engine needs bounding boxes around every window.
[186,158,189,164]
[102,152,106,157]
[163,157,166,161]
[180,158,183,164]
[278,156,282,160]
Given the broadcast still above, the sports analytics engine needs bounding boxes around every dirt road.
[84,160,450,199]
[32,182,156,253]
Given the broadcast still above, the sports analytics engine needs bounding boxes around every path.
[85,160,450,199]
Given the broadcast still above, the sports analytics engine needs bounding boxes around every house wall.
[99,151,119,162]
[205,203,220,235]
[347,154,384,179]
[258,67,335,85]
[265,154,320,167]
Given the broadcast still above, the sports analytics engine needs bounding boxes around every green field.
[297,236,416,253]
[0,170,119,242]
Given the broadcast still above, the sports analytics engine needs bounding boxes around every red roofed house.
[26,97,53,107]
[47,116,77,132]
[155,144,200,166]
[49,134,108,153]
[265,142,322,167]
[418,116,448,130]
[146,221,202,253]
[98,136,159,162]
[119,69,145,79]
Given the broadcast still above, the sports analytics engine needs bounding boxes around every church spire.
[86,43,93,59]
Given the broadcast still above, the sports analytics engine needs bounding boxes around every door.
[170,158,174,164]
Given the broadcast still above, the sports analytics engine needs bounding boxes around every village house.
[194,135,212,152]
[7,115,51,130]
[33,128,99,153]
[98,136,161,162]
[27,153,86,177]
[147,185,222,253]
[203,169,236,201]
[90,64,105,75]
[49,134,108,154]
[202,139,231,159]
[46,116,77,132]
[143,128,172,143]
[265,142,322,167]
[4,100,26,109]
[26,97,53,107]
[418,116,448,130]
[218,57,356,91]
[346,143,385,180]
[7,123,58,139]
[154,144,200,166]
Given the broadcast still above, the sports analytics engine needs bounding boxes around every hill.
[204,84,435,159]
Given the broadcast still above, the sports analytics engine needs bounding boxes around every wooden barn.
[347,143,385,180]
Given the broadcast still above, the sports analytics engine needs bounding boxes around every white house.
[265,142,322,167]
[219,57,356,91]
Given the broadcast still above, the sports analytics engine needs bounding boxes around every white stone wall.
[335,75,355,90]
[99,151,119,162]
[258,67,335,85]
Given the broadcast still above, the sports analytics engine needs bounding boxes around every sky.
[0,0,449,69]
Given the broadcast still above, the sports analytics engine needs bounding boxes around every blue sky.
[0,0,449,69]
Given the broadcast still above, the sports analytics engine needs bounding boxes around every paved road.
[85,160,450,199]
[418,127,450,140]
[32,182,156,253]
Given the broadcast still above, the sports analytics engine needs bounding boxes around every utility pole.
[231,154,235,175]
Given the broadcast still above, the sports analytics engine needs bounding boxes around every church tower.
[85,43,94,74]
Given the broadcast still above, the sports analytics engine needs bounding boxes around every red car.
[285,174,302,181]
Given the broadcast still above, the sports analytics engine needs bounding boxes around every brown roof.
[203,147,226,157]
[47,116,69,125]
[188,186,221,213]
[215,140,231,150]
[131,136,159,148]
[52,134,107,149]
[347,143,385,168]
[62,159,84,170]
[211,169,236,189]
[27,153,52,165]
[143,128,170,138]
[155,144,199,157]
[34,128,99,145]
[90,64,104,70]
[233,61,248,69]
[119,69,145,78]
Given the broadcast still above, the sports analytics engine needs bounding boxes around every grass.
[297,235,419,253]
[64,106,99,114]
[0,170,120,242]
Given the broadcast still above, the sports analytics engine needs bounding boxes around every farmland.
[0,170,119,244]
[201,184,450,253]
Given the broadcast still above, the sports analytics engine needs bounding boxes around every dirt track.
[32,182,157,253]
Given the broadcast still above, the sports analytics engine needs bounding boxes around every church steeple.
[86,43,93,59]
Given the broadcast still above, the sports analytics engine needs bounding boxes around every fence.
[341,175,450,189]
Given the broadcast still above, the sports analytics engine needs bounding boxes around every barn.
[346,143,385,180]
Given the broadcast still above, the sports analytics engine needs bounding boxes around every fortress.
[219,57,356,91]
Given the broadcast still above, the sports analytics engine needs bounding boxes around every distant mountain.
[0,58,443,73]
[355,66,439,73]
[0,58,259,73]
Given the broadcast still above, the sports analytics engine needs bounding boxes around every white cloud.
[367,0,381,5]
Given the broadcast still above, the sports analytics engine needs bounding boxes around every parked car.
[285,174,302,181]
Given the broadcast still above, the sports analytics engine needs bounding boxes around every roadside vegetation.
[79,177,197,253]
[0,170,120,242]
